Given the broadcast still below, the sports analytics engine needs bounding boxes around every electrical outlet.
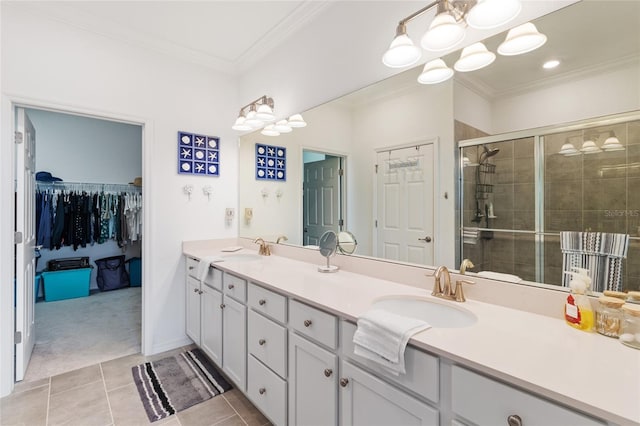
[225,208,235,219]
[245,208,253,220]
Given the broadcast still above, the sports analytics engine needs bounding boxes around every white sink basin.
[372,295,477,328]
[221,253,263,262]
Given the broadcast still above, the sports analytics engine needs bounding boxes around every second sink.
[371,295,477,328]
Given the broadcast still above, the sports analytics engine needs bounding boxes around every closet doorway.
[14,107,143,383]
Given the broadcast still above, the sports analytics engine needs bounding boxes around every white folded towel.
[196,256,222,283]
[353,309,431,376]
[477,271,522,283]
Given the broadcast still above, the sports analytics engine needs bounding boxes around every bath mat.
[131,348,232,422]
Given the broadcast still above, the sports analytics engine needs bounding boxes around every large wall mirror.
[238,0,640,293]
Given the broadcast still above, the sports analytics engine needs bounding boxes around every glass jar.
[595,296,624,337]
[619,304,640,350]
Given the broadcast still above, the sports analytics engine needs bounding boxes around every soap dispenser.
[564,269,594,331]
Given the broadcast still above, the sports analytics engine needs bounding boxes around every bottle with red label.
[564,269,594,331]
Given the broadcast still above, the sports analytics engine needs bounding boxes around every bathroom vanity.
[183,240,639,426]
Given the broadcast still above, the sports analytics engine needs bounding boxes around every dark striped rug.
[131,348,232,422]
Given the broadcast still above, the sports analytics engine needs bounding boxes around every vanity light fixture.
[454,42,496,72]
[287,114,307,128]
[232,95,307,136]
[418,58,454,84]
[602,131,625,151]
[558,139,579,156]
[559,132,625,156]
[274,120,293,133]
[382,0,522,68]
[497,22,547,56]
[261,124,280,137]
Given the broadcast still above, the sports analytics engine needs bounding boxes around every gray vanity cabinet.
[220,273,247,392]
[200,281,223,366]
[185,275,201,344]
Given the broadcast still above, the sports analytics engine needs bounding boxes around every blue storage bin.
[35,272,42,301]
[127,257,142,287]
[41,268,92,302]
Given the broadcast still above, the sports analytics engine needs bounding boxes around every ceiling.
[9,0,330,73]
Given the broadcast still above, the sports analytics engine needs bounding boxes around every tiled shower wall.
[458,119,640,292]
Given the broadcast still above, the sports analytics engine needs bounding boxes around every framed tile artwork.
[178,131,220,176]
[256,143,286,181]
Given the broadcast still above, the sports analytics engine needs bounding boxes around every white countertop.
[183,244,640,425]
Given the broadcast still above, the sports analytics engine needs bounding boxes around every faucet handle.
[428,272,442,296]
[454,279,475,302]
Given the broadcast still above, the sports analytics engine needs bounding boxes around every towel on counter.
[353,309,431,376]
[197,256,222,283]
[477,271,523,283]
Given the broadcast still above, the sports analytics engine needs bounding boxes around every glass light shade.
[274,120,293,133]
[288,114,307,128]
[261,124,280,137]
[231,116,252,131]
[256,104,275,121]
[244,110,264,128]
[466,0,522,30]
[454,42,496,72]
[558,143,578,155]
[421,13,465,52]
[382,34,422,68]
[417,59,454,85]
[498,23,547,56]
[580,140,601,154]
[602,135,624,151]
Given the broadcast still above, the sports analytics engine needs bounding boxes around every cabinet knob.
[220,303,225,309]
[259,387,266,395]
[259,339,266,346]
[188,266,195,270]
[198,290,203,294]
[259,299,266,305]
[193,288,199,293]
[339,378,349,387]
[507,415,523,426]
[228,284,235,289]
[304,319,312,327]
[324,368,333,377]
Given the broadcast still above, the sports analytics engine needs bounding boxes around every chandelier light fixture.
[231,95,306,136]
[382,0,547,84]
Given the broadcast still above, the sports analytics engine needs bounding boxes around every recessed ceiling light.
[543,59,560,69]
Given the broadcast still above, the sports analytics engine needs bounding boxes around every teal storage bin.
[35,272,42,301]
[41,268,91,302]
[127,257,141,287]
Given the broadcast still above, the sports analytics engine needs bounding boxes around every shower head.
[479,145,500,163]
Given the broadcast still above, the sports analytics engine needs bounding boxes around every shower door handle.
[418,236,432,243]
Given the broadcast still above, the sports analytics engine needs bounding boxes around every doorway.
[302,150,345,246]
[375,142,435,265]
[13,107,143,382]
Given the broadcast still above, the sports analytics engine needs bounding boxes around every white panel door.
[303,156,342,246]
[222,295,247,392]
[376,144,434,265]
[185,277,202,345]
[288,332,338,426]
[340,361,439,425]
[200,284,223,366]
[15,108,36,382]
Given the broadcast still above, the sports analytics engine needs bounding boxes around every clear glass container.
[595,296,624,337]
[619,304,640,349]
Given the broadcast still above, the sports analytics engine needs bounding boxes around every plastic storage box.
[41,268,92,302]
[127,257,142,287]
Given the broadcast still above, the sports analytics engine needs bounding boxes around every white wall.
[453,80,493,135]
[1,3,239,394]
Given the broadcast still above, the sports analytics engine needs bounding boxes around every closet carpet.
[24,286,141,382]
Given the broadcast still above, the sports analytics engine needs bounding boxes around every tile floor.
[1,345,271,426]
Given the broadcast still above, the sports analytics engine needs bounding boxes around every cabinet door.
[200,284,223,366]
[340,361,439,426]
[185,276,201,345]
[289,332,338,426]
[222,295,247,392]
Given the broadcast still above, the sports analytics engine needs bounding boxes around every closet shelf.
[36,181,141,193]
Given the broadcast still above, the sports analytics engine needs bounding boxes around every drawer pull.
[507,415,523,426]
[220,303,225,309]
[304,319,312,327]
[339,378,349,387]
[188,266,195,270]
[198,290,203,295]
[259,299,266,305]
[259,339,266,346]
[259,387,266,395]
[228,284,235,289]
[324,368,333,377]
[193,288,199,293]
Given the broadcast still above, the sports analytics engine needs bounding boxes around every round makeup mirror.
[337,231,358,255]
[318,230,339,273]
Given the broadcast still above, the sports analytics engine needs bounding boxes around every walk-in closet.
[17,108,143,382]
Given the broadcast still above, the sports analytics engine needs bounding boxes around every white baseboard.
[146,337,194,356]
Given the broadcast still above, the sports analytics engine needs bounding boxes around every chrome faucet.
[254,237,271,256]
[431,265,474,302]
[459,258,474,275]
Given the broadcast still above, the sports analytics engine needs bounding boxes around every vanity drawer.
[247,355,287,426]
[340,321,439,404]
[223,272,247,302]
[185,257,222,290]
[451,366,606,426]
[289,300,337,349]
[248,283,287,324]
[248,310,287,378]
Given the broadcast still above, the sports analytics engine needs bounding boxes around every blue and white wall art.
[256,144,286,181]
[178,131,220,176]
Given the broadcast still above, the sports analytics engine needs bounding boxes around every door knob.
[418,236,432,242]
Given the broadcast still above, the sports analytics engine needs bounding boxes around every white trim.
[0,94,152,397]
[150,337,194,356]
